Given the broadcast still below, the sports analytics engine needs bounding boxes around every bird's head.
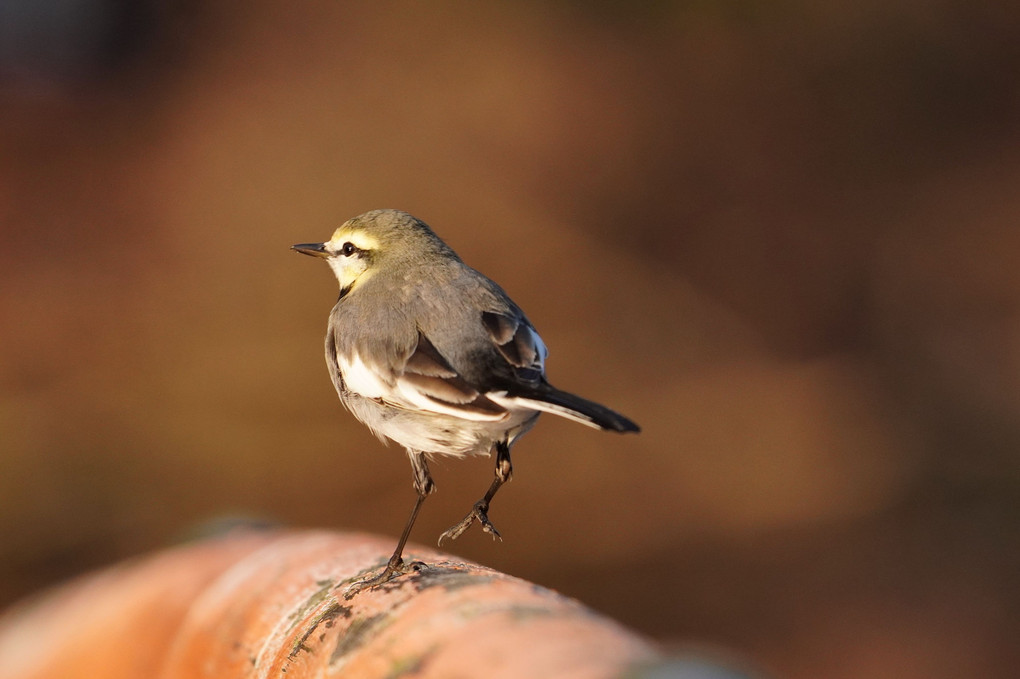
[292,209,458,297]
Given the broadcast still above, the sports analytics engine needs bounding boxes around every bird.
[292,209,639,597]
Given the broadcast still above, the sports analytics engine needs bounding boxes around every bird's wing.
[479,311,639,432]
[388,331,511,421]
[479,310,547,383]
[331,305,550,423]
[392,309,552,421]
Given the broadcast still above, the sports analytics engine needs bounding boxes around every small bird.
[293,209,639,597]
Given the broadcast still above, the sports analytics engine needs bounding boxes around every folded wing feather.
[338,311,550,423]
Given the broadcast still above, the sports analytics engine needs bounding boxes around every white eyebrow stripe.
[328,228,380,252]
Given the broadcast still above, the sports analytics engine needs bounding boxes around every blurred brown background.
[2,1,1019,677]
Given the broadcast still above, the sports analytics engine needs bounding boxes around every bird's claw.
[341,558,428,600]
[438,502,502,545]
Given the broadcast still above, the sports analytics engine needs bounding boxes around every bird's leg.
[439,440,512,544]
[343,452,435,599]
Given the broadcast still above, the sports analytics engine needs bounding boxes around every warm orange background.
[1,2,1018,678]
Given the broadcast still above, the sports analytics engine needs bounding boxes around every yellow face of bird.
[322,225,380,294]
[294,209,454,296]
[292,224,381,295]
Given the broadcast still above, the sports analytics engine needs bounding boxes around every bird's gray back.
[330,258,528,389]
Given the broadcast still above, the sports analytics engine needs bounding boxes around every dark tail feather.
[510,384,640,433]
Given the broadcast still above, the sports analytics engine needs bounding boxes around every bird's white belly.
[342,392,539,457]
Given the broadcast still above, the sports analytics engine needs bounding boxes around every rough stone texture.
[0,530,678,679]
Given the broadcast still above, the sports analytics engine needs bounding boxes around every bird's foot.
[342,557,427,600]
[438,500,501,545]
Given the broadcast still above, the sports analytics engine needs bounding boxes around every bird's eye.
[341,242,356,256]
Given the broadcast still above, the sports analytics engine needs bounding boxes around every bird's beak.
[291,242,330,258]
